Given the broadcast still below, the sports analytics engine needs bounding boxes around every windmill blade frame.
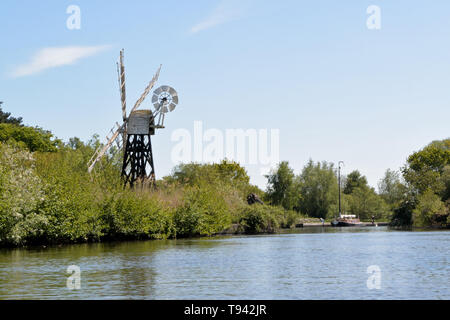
[119,49,127,123]
[88,63,162,174]
[87,49,179,188]
[130,64,162,115]
[87,124,124,173]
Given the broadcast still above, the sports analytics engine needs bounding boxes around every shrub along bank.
[0,141,304,247]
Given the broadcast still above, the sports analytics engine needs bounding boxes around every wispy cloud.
[190,0,250,34]
[11,45,111,77]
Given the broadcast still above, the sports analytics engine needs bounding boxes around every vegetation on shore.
[0,103,448,246]
[0,103,305,246]
[264,140,450,228]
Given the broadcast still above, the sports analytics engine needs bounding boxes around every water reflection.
[0,227,448,299]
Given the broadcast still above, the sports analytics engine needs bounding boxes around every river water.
[0,227,448,300]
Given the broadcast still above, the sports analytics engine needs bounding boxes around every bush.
[174,186,231,237]
[413,189,447,227]
[0,123,60,152]
[0,144,46,245]
[390,199,415,228]
[239,205,282,234]
[102,192,174,240]
[282,209,300,228]
[0,133,310,247]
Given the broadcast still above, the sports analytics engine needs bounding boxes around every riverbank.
[212,220,397,236]
[1,143,307,247]
[0,213,391,249]
[1,134,448,247]
[2,214,447,249]
[300,222,390,227]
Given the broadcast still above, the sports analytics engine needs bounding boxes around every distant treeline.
[264,138,450,227]
[0,104,448,246]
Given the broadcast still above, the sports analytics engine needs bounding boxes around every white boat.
[331,214,363,227]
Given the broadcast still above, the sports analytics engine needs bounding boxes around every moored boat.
[331,215,363,227]
[331,162,363,227]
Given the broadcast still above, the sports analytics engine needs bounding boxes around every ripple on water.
[0,228,448,299]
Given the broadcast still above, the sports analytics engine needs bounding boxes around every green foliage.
[214,160,250,186]
[441,166,450,202]
[0,102,23,126]
[166,160,261,202]
[412,189,447,227]
[102,191,174,240]
[393,138,450,227]
[378,169,406,208]
[173,186,232,237]
[169,160,248,186]
[343,170,368,195]
[345,186,391,221]
[390,198,415,227]
[265,161,298,210]
[296,160,338,219]
[402,139,450,196]
[0,123,60,152]
[282,209,301,228]
[0,144,46,245]
[2,133,296,246]
[239,205,279,234]
[2,118,448,246]
[33,144,113,242]
[0,131,307,246]
[0,136,175,246]
[238,204,300,234]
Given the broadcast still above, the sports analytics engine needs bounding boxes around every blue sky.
[1,0,449,189]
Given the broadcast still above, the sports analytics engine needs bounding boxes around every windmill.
[87,49,179,188]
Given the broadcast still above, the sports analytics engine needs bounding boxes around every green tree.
[213,160,250,186]
[0,102,23,126]
[428,139,450,151]
[168,160,251,190]
[343,170,368,195]
[378,169,406,208]
[390,194,416,227]
[346,186,390,221]
[297,160,338,218]
[265,161,298,210]
[402,139,450,196]
[412,189,447,227]
[440,165,450,202]
[68,137,85,150]
[392,138,450,228]
[0,123,60,152]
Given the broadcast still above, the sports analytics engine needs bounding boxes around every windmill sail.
[87,124,123,173]
[130,65,162,114]
[87,50,171,179]
[119,49,127,123]
[88,66,161,174]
